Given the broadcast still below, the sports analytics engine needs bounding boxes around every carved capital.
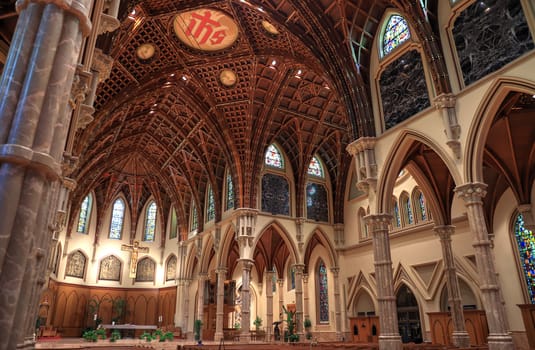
[346,137,376,155]
[69,69,91,109]
[455,183,487,205]
[364,213,392,232]
[239,259,254,271]
[330,266,340,277]
[433,225,455,241]
[98,13,120,34]
[92,49,114,82]
[62,153,79,176]
[433,93,456,109]
[76,104,95,130]
[215,266,228,276]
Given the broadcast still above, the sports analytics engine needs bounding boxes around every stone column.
[266,270,274,342]
[183,279,191,335]
[197,273,208,325]
[331,267,343,341]
[303,274,310,321]
[278,279,285,320]
[364,214,402,350]
[0,0,91,348]
[240,259,254,342]
[175,278,186,329]
[455,183,514,350]
[294,264,305,338]
[433,225,470,347]
[214,267,227,342]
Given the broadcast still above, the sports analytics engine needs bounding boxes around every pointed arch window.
[392,199,402,228]
[288,265,296,291]
[143,201,157,241]
[109,198,125,239]
[265,144,284,169]
[206,185,215,222]
[317,260,329,323]
[191,204,198,232]
[514,214,535,303]
[400,193,414,225]
[415,190,427,222]
[77,194,92,234]
[226,172,235,210]
[382,14,410,56]
[308,156,324,178]
[358,207,369,239]
[170,207,178,239]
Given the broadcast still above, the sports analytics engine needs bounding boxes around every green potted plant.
[194,319,203,344]
[253,316,262,330]
[304,318,312,340]
[140,331,154,342]
[110,329,121,342]
[82,330,98,342]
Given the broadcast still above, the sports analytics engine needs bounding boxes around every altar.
[100,324,157,338]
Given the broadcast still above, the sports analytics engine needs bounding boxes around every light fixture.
[271,60,277,66]
[128,8,136,20]
[181,75,188,81]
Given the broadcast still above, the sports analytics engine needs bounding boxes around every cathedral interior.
[0,0,534,349]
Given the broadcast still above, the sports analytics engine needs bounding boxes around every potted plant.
[194,319,203,344]
[304,318,312,340]
[253,316,262,330]
[110,329,121,342]
[140,331,154,342]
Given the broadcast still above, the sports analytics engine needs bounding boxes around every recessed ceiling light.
[271,60,277,66]
[181,76,187,81]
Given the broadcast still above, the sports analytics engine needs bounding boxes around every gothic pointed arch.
[376,130,461,225]
[76,193,93,234]
[65,250,88,279]
[165,254,177,282]
[303,227,337,273]
[136,256,156,282]
[98,255,122,282]
[252,221,299,284]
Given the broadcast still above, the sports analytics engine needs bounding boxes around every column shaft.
[197,273,207,333]
[331,267,343,341]
[266,271,274,342]
[214,267,227,341]
[364,214,402,350]
[294,264,304,337]
[240,259,253,341]
[456,183,513,350]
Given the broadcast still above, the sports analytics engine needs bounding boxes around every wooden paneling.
[427,310,488,346]
[39,280,176,337]
[518,304,535,349]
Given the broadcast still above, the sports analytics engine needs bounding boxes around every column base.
[240,331,251,342]
[16,338,36,349]
[378,335,402,350]
[452,331,471,348]
[214,332,224,342]
[488,333,514,350]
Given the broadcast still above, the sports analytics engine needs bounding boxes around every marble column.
[434,225,470,347]
[331,267,343,341]
[214,267,227,341]
[183,279,191,335]
[0,0,92,348]
[197,273,208,327]
[266,270,274,342]
[294,264,305,338]
[175,278,186,329]
[364,214,402,350]
[303,274,310,321]
[240,259,253,342]
[455,183,514,350]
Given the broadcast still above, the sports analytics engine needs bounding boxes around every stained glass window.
[226,172,235,210]
[77,194,92,233]
[401,194,413,225]
[288,265,295,290]
[262,174,290,215]
[206,185,215,222]
[170,207,178,239]
[318,260,329,323]
[143,201,157,241]
[306,183,329,222]
[265,144,284,169]
[109,198,125,239]
[382,15,410,56]
[514,214,535,303]
[418,192,427,221]
[191,204,198,232]
[393,201,401,228]
[308,156,324,178]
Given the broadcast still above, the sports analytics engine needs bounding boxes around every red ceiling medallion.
[173,9,239,51]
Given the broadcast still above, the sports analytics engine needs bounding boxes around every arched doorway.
[396,285,422,343]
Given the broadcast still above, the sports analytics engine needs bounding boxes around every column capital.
[364,213,392,231]
[455,183,487,204]
[330,266,340,277]
[198,272,209,280]
[346,136,376,156]
[215,266,227,275]
[293,263,305,273]
[92,49,114,81]
[238,259,254,271]
[277,279,284,287]
[433,93,456,109]
[302,274,308,284]
[433,225,455,240]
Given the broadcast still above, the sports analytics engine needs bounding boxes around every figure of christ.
[121,240,149,278]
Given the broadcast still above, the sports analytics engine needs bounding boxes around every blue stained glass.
[403,196,414,224]
[382,15,410,56]
[418,192,427,221]
[226,172,235,210]
[515,214,535,303]
[77,195,92,233]
[144,202,157,241]
[207,186,215,221]
[393,201,401,227]
[191,205,198,231]
[109,199,125,239]
[308,156,324,178]
[318,260,329,323]
[265,144,284,169]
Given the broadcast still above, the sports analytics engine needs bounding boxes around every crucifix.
[121,240,149,278]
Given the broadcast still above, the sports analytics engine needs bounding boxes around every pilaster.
[294,264,305,338]
[331,267,343,341]
[434,93,461,158]
[265,270,275,342]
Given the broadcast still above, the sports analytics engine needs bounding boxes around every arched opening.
[396,284,422,344]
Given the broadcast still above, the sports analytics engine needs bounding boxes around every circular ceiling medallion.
[136,43,156,61]
[261,20,279,35]
[219,69,237,87]
[173,9,239,51]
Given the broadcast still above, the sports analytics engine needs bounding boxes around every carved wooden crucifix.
[121,240,149,278]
